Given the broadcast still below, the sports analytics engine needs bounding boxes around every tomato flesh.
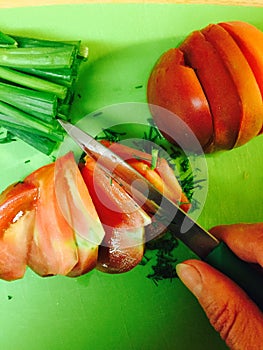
[0,210,35,281]
[54,152,105,277]
[0,181,37,236]
[25,161,78,276]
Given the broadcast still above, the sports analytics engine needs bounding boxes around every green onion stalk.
[0,31,88,155]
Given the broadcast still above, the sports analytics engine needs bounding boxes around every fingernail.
[176,263,203,298]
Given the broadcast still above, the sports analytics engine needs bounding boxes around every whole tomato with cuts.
[147,21,263,152]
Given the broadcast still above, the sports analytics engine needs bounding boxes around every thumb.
[176,260,263,350]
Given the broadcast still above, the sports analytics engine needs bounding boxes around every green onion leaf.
[0,46,76,69]
[0,66,67,100]
[0,101,64,142]
[0,82,57,120]
[0,32,18,48]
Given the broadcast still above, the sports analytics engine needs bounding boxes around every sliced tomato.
[0,210,35,281]
[0,181,37,281]
[24,160,78,276]
[81,156,151,274]
[219,21,263,99]
[0,181,37,236]
[147,48,213,150]
[180,30,243,151]
[100,140,191,212]
[54,152,105,277]
[201,24,263,147]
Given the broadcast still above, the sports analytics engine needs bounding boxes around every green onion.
[2,125,56,155]
[0,82,57,121]
[0,46,76,69]
[0,102,64,142]
[0,66,67,99]
[17,67,74,87]
[0,32,18,48]
[0,30,88,155]
[11,35,88,59]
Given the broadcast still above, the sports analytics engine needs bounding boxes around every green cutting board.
[0,4,262,350]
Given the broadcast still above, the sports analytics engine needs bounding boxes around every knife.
[58,119,263,310]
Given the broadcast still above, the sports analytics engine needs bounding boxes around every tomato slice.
[0,181,37,281]
[81,156,150,274]
[219,21,263,99]
[0,181,37,236]
[201,24,263,147]
[25,160,78,276]
[54,152,105,277]
[0,210,35,281]
[147,48,213,150]
[100,140,191,212]
[180,30,243,151]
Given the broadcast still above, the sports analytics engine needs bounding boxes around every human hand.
[176,223,263,350]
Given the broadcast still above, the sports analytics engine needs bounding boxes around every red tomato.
[25,152,105,277]
[0,182,37,280]
[201,23,263,147]
[24,160,78,276]
[81,156,151,274]
[147,21,263,152]
[54,152,105,277]
[0,181,37,236]
[180,30,242,151]
[147,48,213,150]
[100,140,191,212]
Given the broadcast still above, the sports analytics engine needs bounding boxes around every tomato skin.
[147,48,213,150]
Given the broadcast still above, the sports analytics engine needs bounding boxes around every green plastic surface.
[0,4,263,350]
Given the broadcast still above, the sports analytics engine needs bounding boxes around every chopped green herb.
[141,231,179,285]
[150,149,159,170]
[95,128,127,143]
[0,130,16,144]
[92,111,103,117]
[135,84,143,89]
[24,159,31,164]
[7,295,13,300]
[180,158,190,172]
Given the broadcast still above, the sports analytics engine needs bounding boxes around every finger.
[210,223,263,267]
[176,259,263,350]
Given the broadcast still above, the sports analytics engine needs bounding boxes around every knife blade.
[59,119,263,310]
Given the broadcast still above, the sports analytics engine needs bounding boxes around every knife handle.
[205,242,263,311]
